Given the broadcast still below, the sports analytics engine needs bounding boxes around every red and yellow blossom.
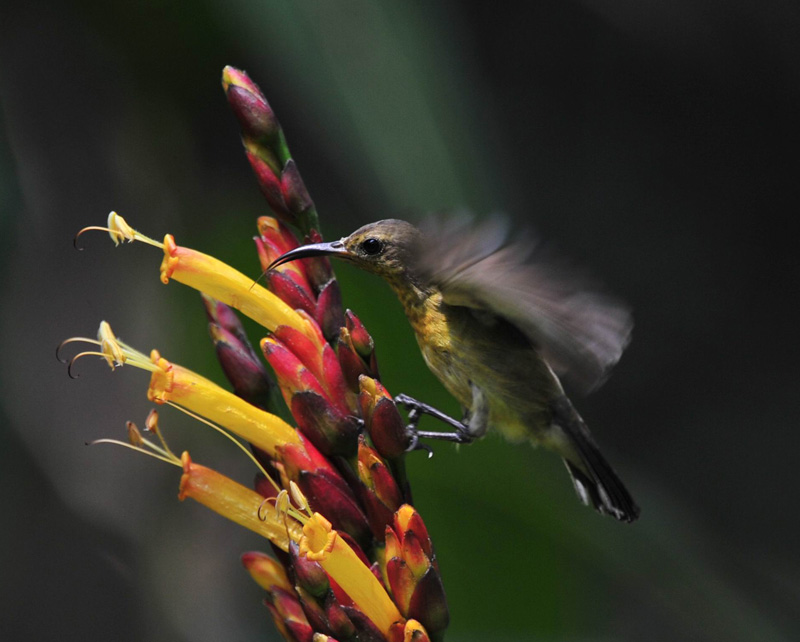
[62,65,449,642]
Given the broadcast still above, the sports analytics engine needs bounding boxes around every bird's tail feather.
[551,398,640,522]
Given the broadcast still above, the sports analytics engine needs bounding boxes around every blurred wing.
[414,215,633,392]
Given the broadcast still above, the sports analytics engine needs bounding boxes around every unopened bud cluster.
[65,67,450,642]
[212,68,449,641]
[204,206,448,639]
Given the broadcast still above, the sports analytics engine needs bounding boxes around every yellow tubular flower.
[159,234,322,348]
[179,452,303,552]
[299,512,403,636]
[147,349,300,457]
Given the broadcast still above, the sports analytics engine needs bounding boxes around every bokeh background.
[2,1,799,640]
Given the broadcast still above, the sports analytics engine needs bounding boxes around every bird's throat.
[385,276,436,327]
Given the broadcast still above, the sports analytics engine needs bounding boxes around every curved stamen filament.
[57,337,97,363]
[89,439,182,467]
[64,349,103,378]
[89,413,181,466]
[165,401,282,496]
[258,490,309,536]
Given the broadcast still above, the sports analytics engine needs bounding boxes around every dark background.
[1,1,798,640]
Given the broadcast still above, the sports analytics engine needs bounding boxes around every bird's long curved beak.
[267,240,350,271]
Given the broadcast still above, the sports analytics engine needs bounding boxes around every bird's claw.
[409,439,434,459]
[404,428,434,457]
[394,392,475,452]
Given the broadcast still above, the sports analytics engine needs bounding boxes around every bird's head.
[268,219,422,282]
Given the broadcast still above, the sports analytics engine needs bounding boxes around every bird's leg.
[395,393,466,433]
[395,389,484,446]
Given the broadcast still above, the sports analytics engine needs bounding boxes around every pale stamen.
[144,409,177,460]
[90,439,183,467]
[289,480,313,518]
[257,488,309,528]
[127,421,144,447]
[90,418,182,467]
[74,212,163,250]
[59,322,158,377]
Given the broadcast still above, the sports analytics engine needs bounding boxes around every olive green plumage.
[273,217,639,522]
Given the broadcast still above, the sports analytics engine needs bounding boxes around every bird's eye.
[361,238,383,256]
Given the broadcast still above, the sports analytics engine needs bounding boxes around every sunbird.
[269,217,639,522]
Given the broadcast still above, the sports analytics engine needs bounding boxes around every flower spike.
[65,66,452,642]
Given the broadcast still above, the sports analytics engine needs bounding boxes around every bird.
[269,216,639,522]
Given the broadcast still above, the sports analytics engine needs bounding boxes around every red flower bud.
[202,295,249,345]
[256,220,316,296]
[388,620,431,642]
[294,585,330,636]
[297,470,371,548]
[315,279,345,344]
[245,150,293,223]
[257,216,301,255]
[345,310,374,360]
[407,568,449,637]
[338,328,368,393]
[281,159,314,217]
[222,66,280,145]
[386,556,414,615]
[261,336,329,409]
[264,269,317,318]
[279,434,340,480]
[291,391,359,457]
[340,606,386,642]
[324,597,356,641]
[268,587,315,642]
[384,506,448,638]
[272,325,352,417]
[290,541,329,598]
[358,437,404,539]
[359,377,409,459]
[207,323,277,410]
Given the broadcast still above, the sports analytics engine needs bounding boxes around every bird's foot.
[405,434,435,458]
[393,393,475,451]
